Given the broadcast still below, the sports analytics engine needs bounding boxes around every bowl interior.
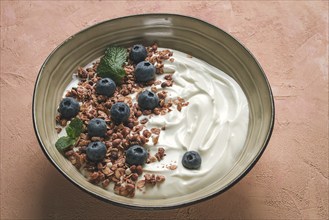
[33,14,274,208]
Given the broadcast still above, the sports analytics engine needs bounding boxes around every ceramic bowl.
[33,14,274,209]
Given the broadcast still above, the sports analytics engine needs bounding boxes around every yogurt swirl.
[138,49,249,198]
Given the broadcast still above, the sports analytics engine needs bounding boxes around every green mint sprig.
[55,118,83,152]
[97,46,127,84]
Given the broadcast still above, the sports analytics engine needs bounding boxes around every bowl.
[33,14,274,209]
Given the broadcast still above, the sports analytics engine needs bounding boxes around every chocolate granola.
[55,43,188,198]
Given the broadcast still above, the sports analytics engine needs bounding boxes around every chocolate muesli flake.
[150,128,161,135]
[152,135,159,145]
[155,147,166,161]
[168,164,178,170]
[55,127,62,134]
[55,43,189,198]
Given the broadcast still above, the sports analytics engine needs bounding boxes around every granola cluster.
[55,43,189,197]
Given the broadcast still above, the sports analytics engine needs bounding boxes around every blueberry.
[182,151,202,170]
[135,61,156,82]
[125,145,148,166]
[138,90,159,110]
[86,141,107,162]
[110,102,130,124]
[58,97,80,119]
[95,78,116,97]
[88,118,107,137]
[129,44,147,64]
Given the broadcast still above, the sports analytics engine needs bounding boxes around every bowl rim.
[32,13,275,210]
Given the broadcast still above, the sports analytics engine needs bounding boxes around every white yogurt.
[138,49,249,198]
[63,48,249,199]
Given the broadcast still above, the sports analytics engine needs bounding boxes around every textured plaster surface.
[0,1,328,219]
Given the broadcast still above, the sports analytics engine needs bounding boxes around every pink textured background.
[1,1,328,219]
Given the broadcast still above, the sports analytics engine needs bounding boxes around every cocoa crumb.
[64,150,74,157]
[102,167,113,176]
[164,74,173,80]
[102,179,110,188]
[157,91,167,99]
[137,180,145,189]
[140,135,147,145]
[168,164,177,170]
[77,66,88,78]
[142,129,152,138]
[140,118,148,124]
[155,147,166,161]
[136,165,143,175]
[153,108,160,115]
[78,139,90,147]
[130,165,136,173]
[97,162,103,170]
[90,172,99,180]
[122,127,130,137]
[135,110,142,117]
[161,80,173,88]
[110,151,118,161]
[131,173,139,181]
[112,139,121,147]
[91,137,102,142]
[156,175,166,183]
[152,135,159,145]
[60,119,67,127]
[151,128,161,135]
[133,125,143,132]
[177,103,182,112]
[55,127,62,133]
[142,110,152,115]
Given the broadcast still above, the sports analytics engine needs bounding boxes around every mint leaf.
[66,118,83,139]
[97,46,127,84]
[55,136,76,152]
[56,118,83,152]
